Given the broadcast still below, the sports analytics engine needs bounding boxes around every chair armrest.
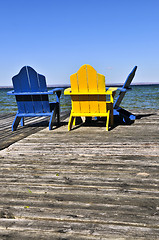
[7,88,63,96]
[64,88,72,95]
[116,87,131,92]
[7,91,49,95]
[7,90,15,95]
[48,88,63,94]
[64,87,116,95]
[106,87,131,92]
[106,87,118,94]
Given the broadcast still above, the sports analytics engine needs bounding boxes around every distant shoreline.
[0,83,159,89]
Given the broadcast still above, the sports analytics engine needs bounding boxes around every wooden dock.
[0,110,159,239]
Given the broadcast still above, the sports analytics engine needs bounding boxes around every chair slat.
[97,73,106,92]
[77,65,88,92]
[87,65,98,92]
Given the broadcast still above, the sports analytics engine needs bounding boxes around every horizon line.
[0,82,159,88]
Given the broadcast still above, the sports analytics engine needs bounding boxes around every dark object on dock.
[113,66,137,123]
[7,66,63,131]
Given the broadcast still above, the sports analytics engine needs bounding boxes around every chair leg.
[12,114,21,131]
[55,91,61,125]
[21,117,24,126]
[110,109,114,126]
[49,110,56,130]
[56,102,60,125]
[106,111,110,131]
[73,117,76,126]
[68,113,74,131]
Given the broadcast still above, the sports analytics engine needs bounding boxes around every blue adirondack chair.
[112,66,137,123]
[7,66,63,131]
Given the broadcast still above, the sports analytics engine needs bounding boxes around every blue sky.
[0,0,159,86]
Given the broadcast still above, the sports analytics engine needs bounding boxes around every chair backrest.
[70,64,108,114]
[12,66,50,113]
[114,66,137,108]
[70,64,106,93]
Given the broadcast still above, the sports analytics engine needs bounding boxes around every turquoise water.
[0,85,159,114]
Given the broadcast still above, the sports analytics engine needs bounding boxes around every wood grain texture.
[0,109,159,239]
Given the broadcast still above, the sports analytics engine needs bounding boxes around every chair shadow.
[110,112,156,130]
[110,116,134,130]
[25,113,156,131]
[135,113,156,119]
[52,121,68,130]
[69,112,157,131]
[69,118,125,131]
[26,119,68,129]
[27,119,49,128]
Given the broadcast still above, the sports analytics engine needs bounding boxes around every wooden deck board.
[0,109,159,239]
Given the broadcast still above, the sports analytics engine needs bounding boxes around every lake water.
[0,85,159,114]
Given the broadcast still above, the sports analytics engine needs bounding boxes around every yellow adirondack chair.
[64,64,117,131]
